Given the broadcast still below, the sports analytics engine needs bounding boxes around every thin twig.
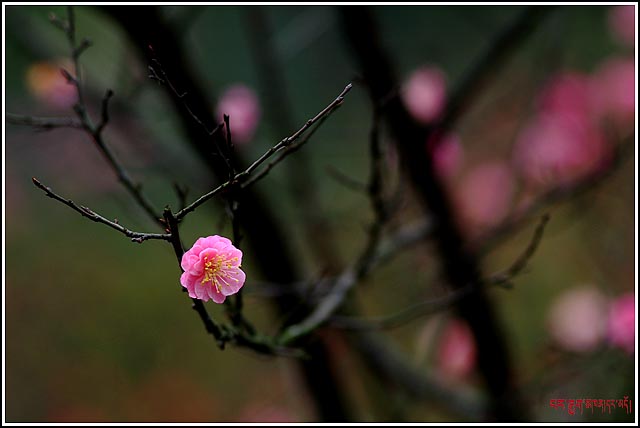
[6,113,83,130]
[46,7,163,225]
[172,182,189,211]
[487,213,550,287]
[175,83,353,221]
[95,89,114,135]
[325,165,368,193]
[277,106,390,345]
[331,214,551,331]
[330,290,468,330]
[32,178,170,243]
[242,83,353,179]
[147,54,234,175]
[240,112,332,189]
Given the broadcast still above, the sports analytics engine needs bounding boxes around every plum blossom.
[428,132,464,180]
[547,286,609,353]
[216,84,261,145]
[454,160,515,235]
[26,59,78,110]
[436,318,477,380]
[590,57,635,132]
[180,235,246,303]
[402,66,447,124]
[607,293,635,355]
[513,112,609,188]
[512,72,612,189]
[536,72,593,122]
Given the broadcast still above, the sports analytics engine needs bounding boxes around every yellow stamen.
[201,255,240,292]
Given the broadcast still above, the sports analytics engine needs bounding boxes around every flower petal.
[194,281,209,301]
[207,284,226,303]
[218,268,246,296]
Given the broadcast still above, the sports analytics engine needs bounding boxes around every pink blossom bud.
[180,235,246,303]
[547,286,609,353]
[216,84,261,145]
[607,293,635,355]
[402,66,447,124]
[25,59,78,110]
[428,132,464,180]
[436,318,477,380]
[608,5,636,47]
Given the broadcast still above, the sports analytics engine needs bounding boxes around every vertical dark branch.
[435,6,552,134]
[102,5,351,421]
[339,6,531,421]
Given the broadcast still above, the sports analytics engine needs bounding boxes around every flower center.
[201,254,240,292]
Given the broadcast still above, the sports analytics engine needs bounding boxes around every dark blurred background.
[4,5,636,422]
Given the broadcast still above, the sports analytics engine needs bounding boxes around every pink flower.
[428,132,464,180]
[590,57,635,132]
[608,5,636,47]
[216,84,261,145]
[26,59,78,110]
[512,112,609,189]
[547,286,609,353]
[402,66,447,124]
[512,70,621,190]
[536,72,593,123]
[436,319,477,380]
[180,235,246,303]
[607,293,635,355]
[454,160,515,235]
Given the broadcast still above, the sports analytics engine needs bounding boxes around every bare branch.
[241,83,353,179]
[175,83,353,221]
[330,291,466,330]
[37,7,163,225]
[350,331,488,419]
[331,214,551,331]
[172,182,189,211]
[487,213,550,287]
[95,89,114,135]
[239,112,332,189]
[325,165,368,193]
[5,113,83,130]
[278,106,391,345]
[32,178,170,243]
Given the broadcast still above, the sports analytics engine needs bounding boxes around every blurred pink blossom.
[547,286,609,353]
[590,57,635,132]
[180,235,245,303]
[216,84,261,145]
[536,72,594,122]
[26,59,77,110]
[608,5,636,47]
[402,66,447,124]
[607,293,635,355]
[428,132,464,180]
[454,161,515,234]
[512,112,610,189]
[436,318,477,380]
